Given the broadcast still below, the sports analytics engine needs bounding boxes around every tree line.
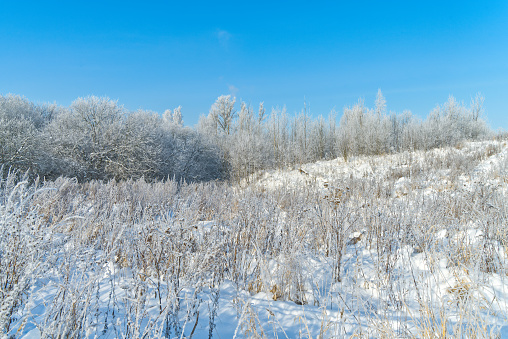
[0,90,490,182]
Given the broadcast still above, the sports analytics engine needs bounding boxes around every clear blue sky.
[1,1,507,130]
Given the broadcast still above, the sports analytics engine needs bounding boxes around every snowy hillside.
[2,139,508,338]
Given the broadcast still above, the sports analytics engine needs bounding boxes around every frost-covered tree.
[163,106,183,127]
[209,95,236,136]
[308,115,327,161]
[372,90,390,155]
[469,93,488,139]
[167,116,223,182]
[375,88,387,117]
[0,94,58,176]
[267,107,290,168]
[112,110,167,180]
[292,106,311,164]
[258,101,266,123]
[389,110,412,152]
[228,102,271,181]
[197,95,238,179]
[337,100,367,160]
[420,95,488,150]
[45,96,124,180]
[325,110,339,159]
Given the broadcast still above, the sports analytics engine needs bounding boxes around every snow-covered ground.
[2,139,508,338]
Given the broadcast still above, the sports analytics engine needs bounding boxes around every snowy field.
[2,139,508,338]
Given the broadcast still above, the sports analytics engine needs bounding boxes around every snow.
[2,140,508,338]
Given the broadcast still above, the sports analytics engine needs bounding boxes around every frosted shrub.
[0,171,58,335]
[2,138,507,337]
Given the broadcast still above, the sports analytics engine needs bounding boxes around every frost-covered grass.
[1,139,508,338]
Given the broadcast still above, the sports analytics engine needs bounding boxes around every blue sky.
[1,1,507,129]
